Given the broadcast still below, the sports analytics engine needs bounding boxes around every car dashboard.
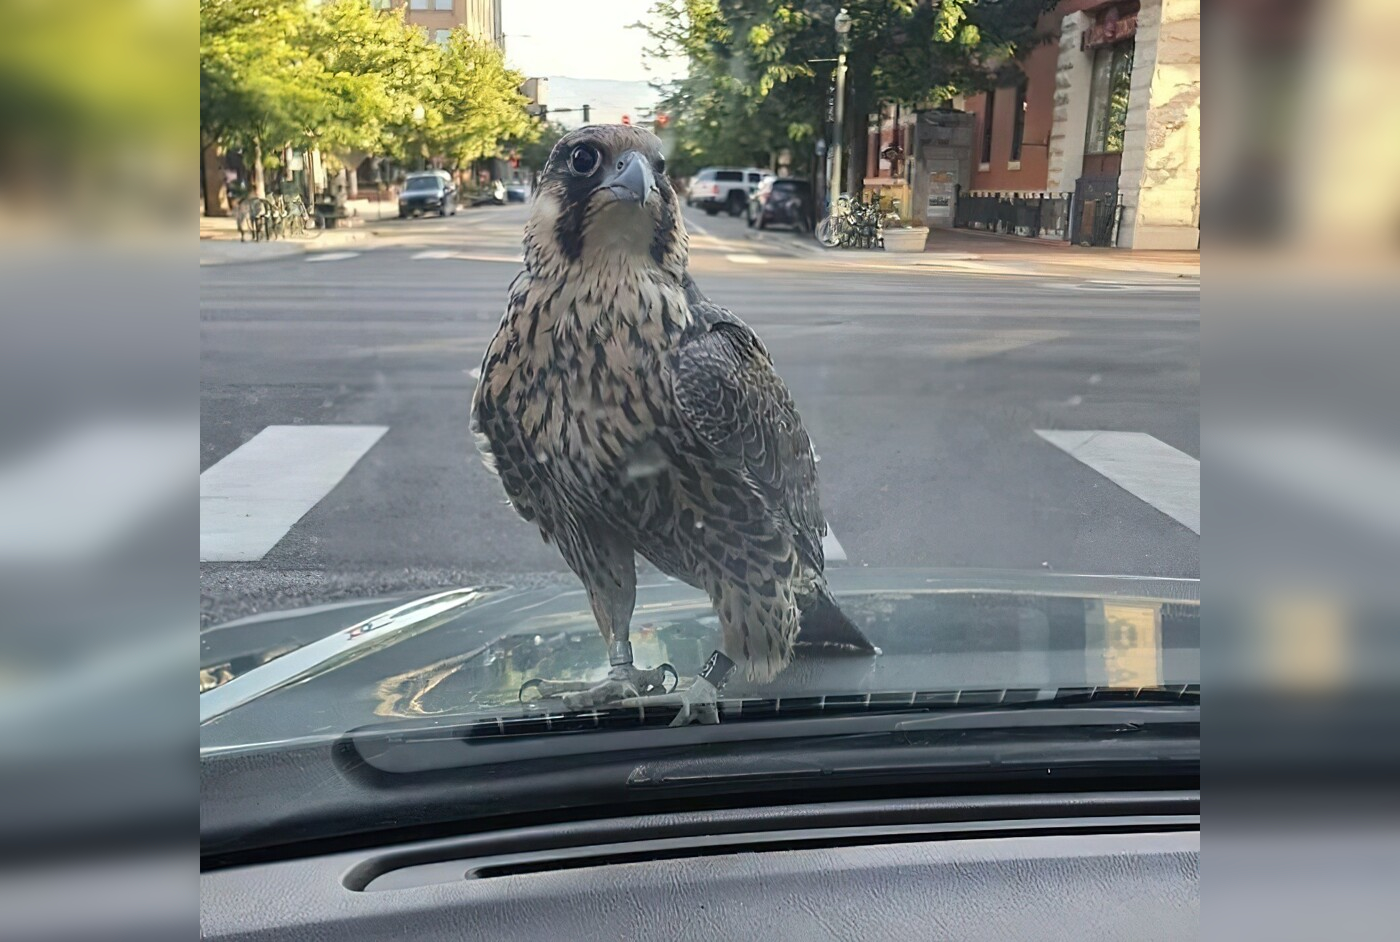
[200,792,1198,941]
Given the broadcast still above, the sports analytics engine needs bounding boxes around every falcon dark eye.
[655,156,666,174]
[568,145,599,177]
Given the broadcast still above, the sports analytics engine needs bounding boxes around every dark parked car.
[397,171,456,218]
[750,177,812,232]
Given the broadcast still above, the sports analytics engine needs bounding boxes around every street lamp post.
[830,8,852,216]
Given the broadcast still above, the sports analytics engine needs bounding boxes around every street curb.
[199,229,370,266]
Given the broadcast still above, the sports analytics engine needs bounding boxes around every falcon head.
[524,124,686,280]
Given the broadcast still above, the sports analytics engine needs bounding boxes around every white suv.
[687,167,768,217]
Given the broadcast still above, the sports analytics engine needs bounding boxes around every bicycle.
[236,197,274,242]
[816,194,855,247]
[817,193,888,249]
[282,194,319,238]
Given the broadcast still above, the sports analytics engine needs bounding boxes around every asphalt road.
[200,203,1199,624]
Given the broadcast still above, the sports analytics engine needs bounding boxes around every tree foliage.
[645,0,1052,176]
[200,0,538,171]
[514,120,570,172]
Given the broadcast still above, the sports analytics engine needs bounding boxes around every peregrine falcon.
[471,125,874,725]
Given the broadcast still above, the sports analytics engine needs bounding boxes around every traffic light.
[655,113,669,129]
[621,114,631,126]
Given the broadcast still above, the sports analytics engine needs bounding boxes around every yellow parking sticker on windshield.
[1099,600,1163,688]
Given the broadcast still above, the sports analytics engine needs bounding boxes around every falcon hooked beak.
[602,150,657,206]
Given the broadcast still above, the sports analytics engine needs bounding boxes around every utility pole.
[831,8,852,214]
[582,104,590,124]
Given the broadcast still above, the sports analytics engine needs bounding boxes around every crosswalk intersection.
[200,423,1199,566]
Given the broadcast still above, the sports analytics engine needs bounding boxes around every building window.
[1009,80,1028,162]
[980,90,995,165]
[409,0,428,10]
[434,29,451,46]
[369,0,392,9]
[1084,41,1134,155]
[434,0,452,10]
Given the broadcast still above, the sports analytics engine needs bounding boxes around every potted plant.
[882,215,930,253]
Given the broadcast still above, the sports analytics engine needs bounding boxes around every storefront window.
[980,90,995,164]
[1010,80,1028,162]
[1084,42,1134,155]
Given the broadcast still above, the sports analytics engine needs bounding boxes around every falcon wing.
[471,275,544,530]
[670,296,827,573]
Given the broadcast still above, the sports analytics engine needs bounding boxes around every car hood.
[199,569,1198,752]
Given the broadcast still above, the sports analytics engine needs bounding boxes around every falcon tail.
[796,588,878,654]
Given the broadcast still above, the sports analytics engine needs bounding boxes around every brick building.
[374,0,503,48]
[866,0,1199,249]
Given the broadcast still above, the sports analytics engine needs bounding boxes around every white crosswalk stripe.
[306,251,361,262]
[822,527,848,563]
[1036,429,1200,534]
[200,423,1194,572]
[200,425,388,561]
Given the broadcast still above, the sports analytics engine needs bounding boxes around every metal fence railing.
[954,190,1074,242]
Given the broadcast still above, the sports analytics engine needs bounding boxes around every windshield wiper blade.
[344,685,1198,776]
[460,684,1199,741]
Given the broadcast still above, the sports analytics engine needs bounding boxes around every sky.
[501,0,684,85]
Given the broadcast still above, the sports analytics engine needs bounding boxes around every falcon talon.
[621,674,722,727]
[521,663,676,709]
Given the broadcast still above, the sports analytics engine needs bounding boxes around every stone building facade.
[957,0,1199,249]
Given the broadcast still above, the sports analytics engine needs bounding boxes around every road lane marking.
[305,251,361,262]
[822,527,848,563]
[935,329,1065,360]
[200,425,388,561]
[1035,430,1200,534]
[1042,280,1200,292]
[726,253,769,265]
[409,250,524,263]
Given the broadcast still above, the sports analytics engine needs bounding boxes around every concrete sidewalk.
[200,215,370,266]
[748,223,1199,281]
[921,226,1199,277]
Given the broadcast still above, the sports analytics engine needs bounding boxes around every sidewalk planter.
[883,226,930,253]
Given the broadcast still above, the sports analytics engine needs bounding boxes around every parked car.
[505,184,528,203]
[397,172,456,218]
[687,167,767,216]
[750,177,813,232]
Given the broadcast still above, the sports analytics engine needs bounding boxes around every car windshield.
[198,0,1200,852]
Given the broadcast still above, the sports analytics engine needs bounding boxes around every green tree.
[646,0,1051,189]
[201,0,313,204]
[302,1,437,167]
[414,30,538,169]
[200,1,537,212]
[513,120,568,173]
